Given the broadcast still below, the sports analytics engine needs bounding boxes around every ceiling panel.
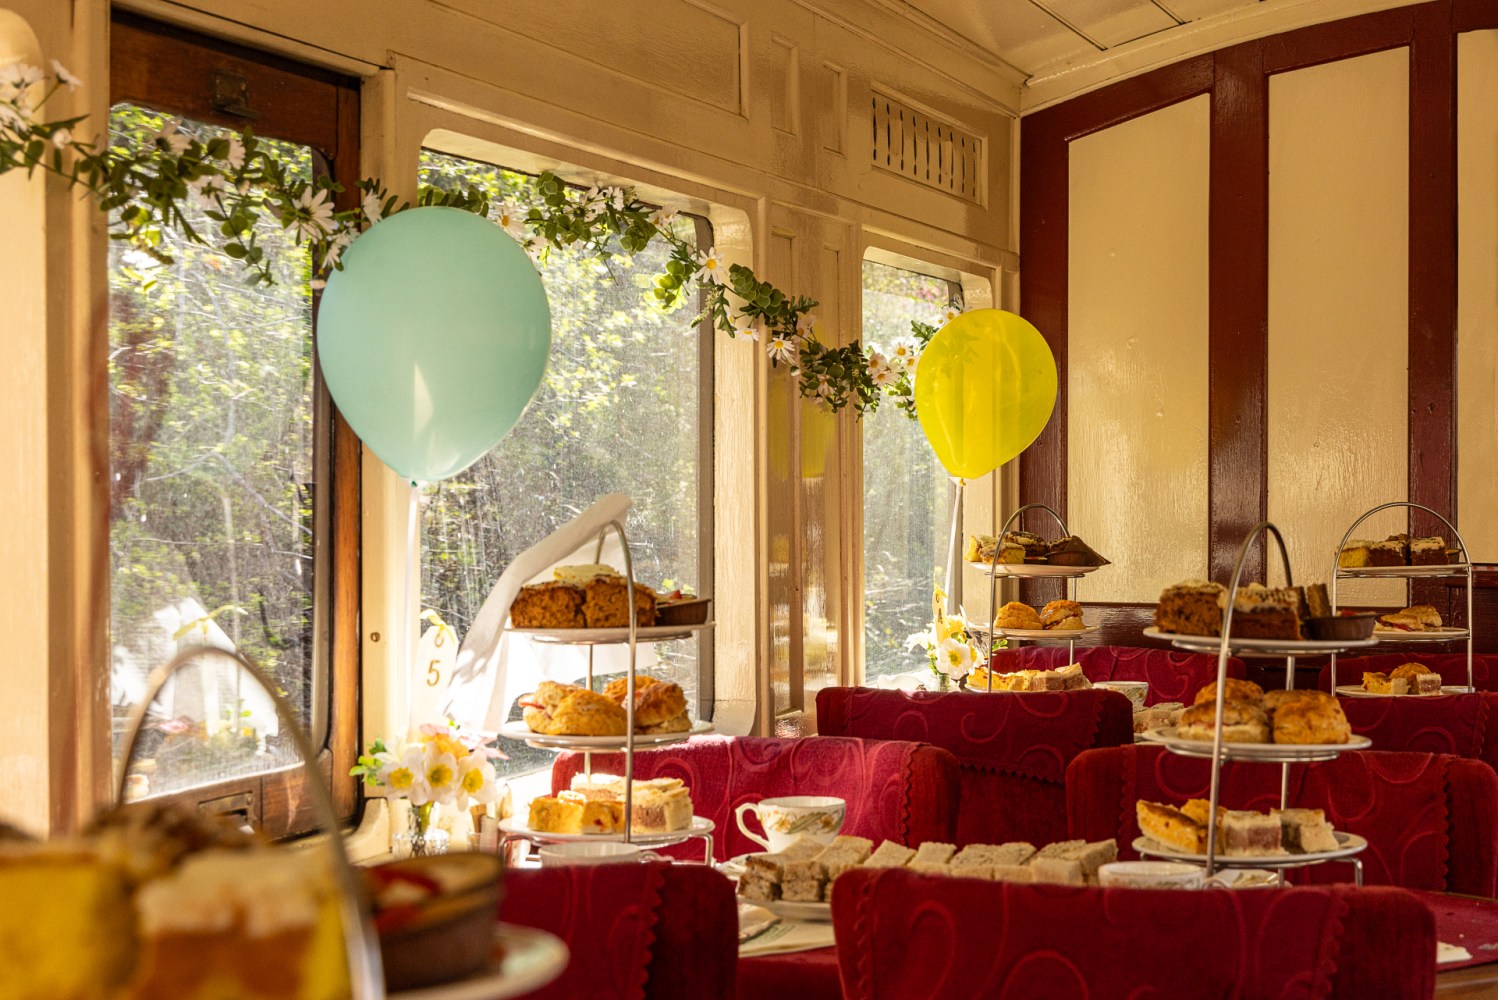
[1041,0,1180,48]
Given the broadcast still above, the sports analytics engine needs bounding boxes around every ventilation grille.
[871,91,983,202]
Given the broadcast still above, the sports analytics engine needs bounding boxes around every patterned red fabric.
[1067,745,1498,895]
[1406,889,1498,971]
[737,949,841,1000]
[551,735,960,860]
[816,686,1133,845]
[499,862,738,1000]
[1317,652,1497,692]
[986,644,1247,705]
[1336,690,1491,756]
[831,870,1434,1000]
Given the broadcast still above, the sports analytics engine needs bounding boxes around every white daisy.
[0,63,42,103]
[872,366,896,387]
[694,246,726,285]
[321,227,356,269]
[0,101,31,137]
[287,186,334,242]
[604,186,627,210]
[150,119,192,156]
[942,306,962,324]
[732,313,760,342]
[648,207,678,232]
[361,188,384,225]
[495,202,528,240]
[49,126,71,149]
[817,377,836,400]
[50,59,81,91]
[796,311,818,334]
[888,339,918,370]
[767,336,797,366]
[935,637,974,678]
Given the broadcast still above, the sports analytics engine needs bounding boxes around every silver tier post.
[115,647,385,1000]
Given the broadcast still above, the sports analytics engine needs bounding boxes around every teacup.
[734,795,846,853]
[1094,681,1149,709]
[538,842,664,866]
[1097,860,1203,890]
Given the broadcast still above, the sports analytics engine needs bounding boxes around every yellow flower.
[461,767,486,795]
[427,761,455,790]
[424,733,466,760]
[387,767,415,791]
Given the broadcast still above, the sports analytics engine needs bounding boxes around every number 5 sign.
[408,609,458,731]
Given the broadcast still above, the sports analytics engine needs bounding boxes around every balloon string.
[942,478,965,618]
[404,482,420,735]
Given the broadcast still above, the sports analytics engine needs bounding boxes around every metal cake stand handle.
[1328,500,1474,692]
[979,503,1078,686]
[1203,520,1294,878]
[114,646,386,1000]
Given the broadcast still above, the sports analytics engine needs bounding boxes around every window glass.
[861,260,963,682]
[418,151,711,778]
[108,105,320,797]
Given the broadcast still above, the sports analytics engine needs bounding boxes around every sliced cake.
[864,841,916,868]
[1391,663,1443,695]
[1154,580,1225,636]
[1273,808,1339,854]
[1219,811,1284,857]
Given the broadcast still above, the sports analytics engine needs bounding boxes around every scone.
[602,674,662,702]
[1194,678,1265,706]
[1271,693,1350,744]
[538,689,628,736]
[630,681,688,728]
[1040,599,1084,630]
[995,601,1043,630]
[1176,700,1270,743]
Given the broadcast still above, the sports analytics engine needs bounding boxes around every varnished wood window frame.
[109,11,362,838]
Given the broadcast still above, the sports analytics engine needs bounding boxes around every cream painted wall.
[1458,30,1498,561]
[1067,95,1211,603]
[1,0,1019,827]
[1266,47,1409,605]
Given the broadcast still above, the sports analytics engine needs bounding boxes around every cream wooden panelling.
[770,33,800,135]
[1458,30,1498,561]
[1267,48,1409,605]
[1046,0,1177,48]
[1067,95,1211,603]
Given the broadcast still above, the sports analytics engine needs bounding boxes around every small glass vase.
[394,801,449,858]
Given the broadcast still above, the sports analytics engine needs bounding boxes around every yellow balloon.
[914,309,1058,480]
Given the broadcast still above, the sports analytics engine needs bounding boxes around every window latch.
[199,791,256,834]
[211,71,259,120]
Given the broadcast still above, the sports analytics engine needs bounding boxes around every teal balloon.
[316,206,551,483]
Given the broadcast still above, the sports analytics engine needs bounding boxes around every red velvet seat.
[816,686,1132,846]
[1317,652,1497,692]
[1334,689,1493,757]
[1068,744,1498,896]
[550,734,960,861]
[831,868,1435,1000]
[986,643,1247,705]
[499,862,738,1000]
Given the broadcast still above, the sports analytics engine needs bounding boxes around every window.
[418,150,713,779]
[861,259,964,682]
[107,14,360,835]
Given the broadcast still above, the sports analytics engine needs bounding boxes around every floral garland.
[0,59,938,415]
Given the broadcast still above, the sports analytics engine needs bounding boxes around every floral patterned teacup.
[735,795,846,852]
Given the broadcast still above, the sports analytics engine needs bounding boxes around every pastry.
[951,843,1036,868]
[1029,839,1117,885]
[583,573,657,628]
[1262,688,1326,714]
[1153,580,1226,636]
[1391,662,1443,695]
[1273,808,1339,854]
[1377,604,1442,633]
[1409,536,1449,566]
[1045,536,1111,567]
[1222,583,1302,640]
[965,534,1025,565]
[1337,540,1375,568]
[911,842,956,865]
[1220,811,1285,857]
[1137,801,1205,854]
[366,853,504,991]
[1133,702,1186,734]
[1180,798,1225,831]
[509,580,587,628]
[1271,692,1350,744]
[1305,583,1333,619]
[907,862,953,876]
[779,858,827,901]
[528,795,584,834]
[738,854,783,902]
[1368,538,1407,566]
[951,864,996,881]
[1040,599,1084,630]
[1362,671,1407,695]
[1003,530,1051,561]
[604,675,688,729]
[601,674,662,702]
[1176,700,1270,743]
[865,841,917,868]
[1194,678,1265,706]
[967,664,1088,692]
[995,601,1043,630]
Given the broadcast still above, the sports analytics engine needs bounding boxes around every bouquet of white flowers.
[904,584,992,685]
[351,721,503,854]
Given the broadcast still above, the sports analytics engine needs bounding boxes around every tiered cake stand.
[1139,522,1375,881]
[1328,501,1475,693]
[495,520,716,862]
[965,503,1104,680]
